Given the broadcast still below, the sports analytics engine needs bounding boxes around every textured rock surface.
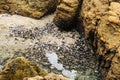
[44,73,69,80]
[53,0,79,30]
[81,0,120,79]
[0,56,68,80]
[0,57,47,80]
[103,2,120,80]
[81,0,109,38]
[0,0,59,18]
[23,73,69,80]
[23,76,44,80]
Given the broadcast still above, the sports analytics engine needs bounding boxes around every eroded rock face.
[0,0,59,18]
[104,2,120,80]
[80,0,109,38]
[0,57,47,80]
[53,0,79,30]
[81,0,120,79]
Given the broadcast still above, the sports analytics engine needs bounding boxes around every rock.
[23,76,44,80]
[0,57,47,80]
[81,0,120,79]
[0,0,59,18]
[23,73,69,80]
[44,73,69,80]
[104,2,120,80]
[80,0,109,39]
[53,0,79,30]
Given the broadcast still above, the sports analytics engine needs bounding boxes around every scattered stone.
[0,14,99,80]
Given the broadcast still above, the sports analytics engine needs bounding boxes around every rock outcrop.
[0,57,47,80]
[81,0,120,79]
[53,0,79,30]
[0,0,59,18]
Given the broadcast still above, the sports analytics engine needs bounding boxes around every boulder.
[53,0,79,30]
[0,0,59,18]
[81,0,120,79]
[0,57,47,80]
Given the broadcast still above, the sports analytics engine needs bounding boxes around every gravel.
[10,22,100,79]
[0,14,100,79]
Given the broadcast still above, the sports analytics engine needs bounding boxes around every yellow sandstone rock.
[81,0,120,79]
[23,73,69,80]
[0,57,47,80]
[0,0,59,19]
[53,0,79,30]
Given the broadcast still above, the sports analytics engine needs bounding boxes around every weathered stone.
[81,0,120,79]
[23,73,69,80]
[0,57,47,80]
[23,76,44,80]
[44,73,69,80]
[53,0,79,30]
[0,0,59,18]
[81,0,109,39]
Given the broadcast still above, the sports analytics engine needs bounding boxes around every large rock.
[0,57,47,80]
[81,0,120,79]
[0,0,59,18]
[80,0,109,39]
[103,2,120,80]
[53,0,79,30]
